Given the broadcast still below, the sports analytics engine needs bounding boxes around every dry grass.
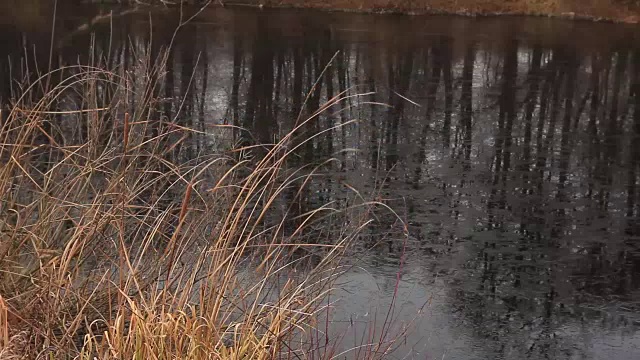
[0,33,399,358]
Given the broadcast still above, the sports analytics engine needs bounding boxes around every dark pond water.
[4,5,640,359]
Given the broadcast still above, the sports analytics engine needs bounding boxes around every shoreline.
[216,0,640,23]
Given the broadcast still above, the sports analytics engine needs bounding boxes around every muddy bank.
[221,0,640,23]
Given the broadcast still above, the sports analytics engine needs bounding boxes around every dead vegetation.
[0,29,406,358]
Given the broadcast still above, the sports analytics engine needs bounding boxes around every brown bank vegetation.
[2,0,640,27]
[96,0,640,23]
[245,0,640,22]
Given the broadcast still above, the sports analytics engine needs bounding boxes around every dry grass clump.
[0,40,382,359]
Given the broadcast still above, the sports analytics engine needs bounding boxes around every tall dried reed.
[0,36,393,359]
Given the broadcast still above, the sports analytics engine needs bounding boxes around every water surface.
[3,6,640,359]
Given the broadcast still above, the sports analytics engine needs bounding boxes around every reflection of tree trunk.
[0,27,23,109]
[536,51,564,193]
[554,52,577,245]
[627,52,640,220]
[305,50,323,164]
[292,47,303,124]
[146,36,165,144]
[487,40,518,240]
[320,30,335,158]
[244,21,276,149]
[336,49,348,170]
[606,52,627,170]
[541,70,564,180]
[451,43,475,229]
[256,44,275,146]
[621,52,640,294]
[288,46,305,169]
[273,51,284,127]
[198,42,208,133]
[244,62,257,142]
[587,54,601,200]
[460,44,475,168]
[558,52,577,195]
[414,44,442,187]
[368,72,379,170]
[521,47,542,193]
[230,32,242,141]
[606,51,628,161]
[385,48,413,172]
[179,31,196,159]
[486,39,518,234]
[442,37,453,151]
[602,51,628,210]
[534,62,555,176]
[499,40,518,189]
[284,45,308,231]
[362,46,379,170]
[324,54,335,157]
[515,48,543,274]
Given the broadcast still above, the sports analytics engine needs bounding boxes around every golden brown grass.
[0,36,391,358]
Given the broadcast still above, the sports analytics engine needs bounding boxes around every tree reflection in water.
[1,7,640,359]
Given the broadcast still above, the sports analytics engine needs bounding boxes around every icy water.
[3,5,640,359]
